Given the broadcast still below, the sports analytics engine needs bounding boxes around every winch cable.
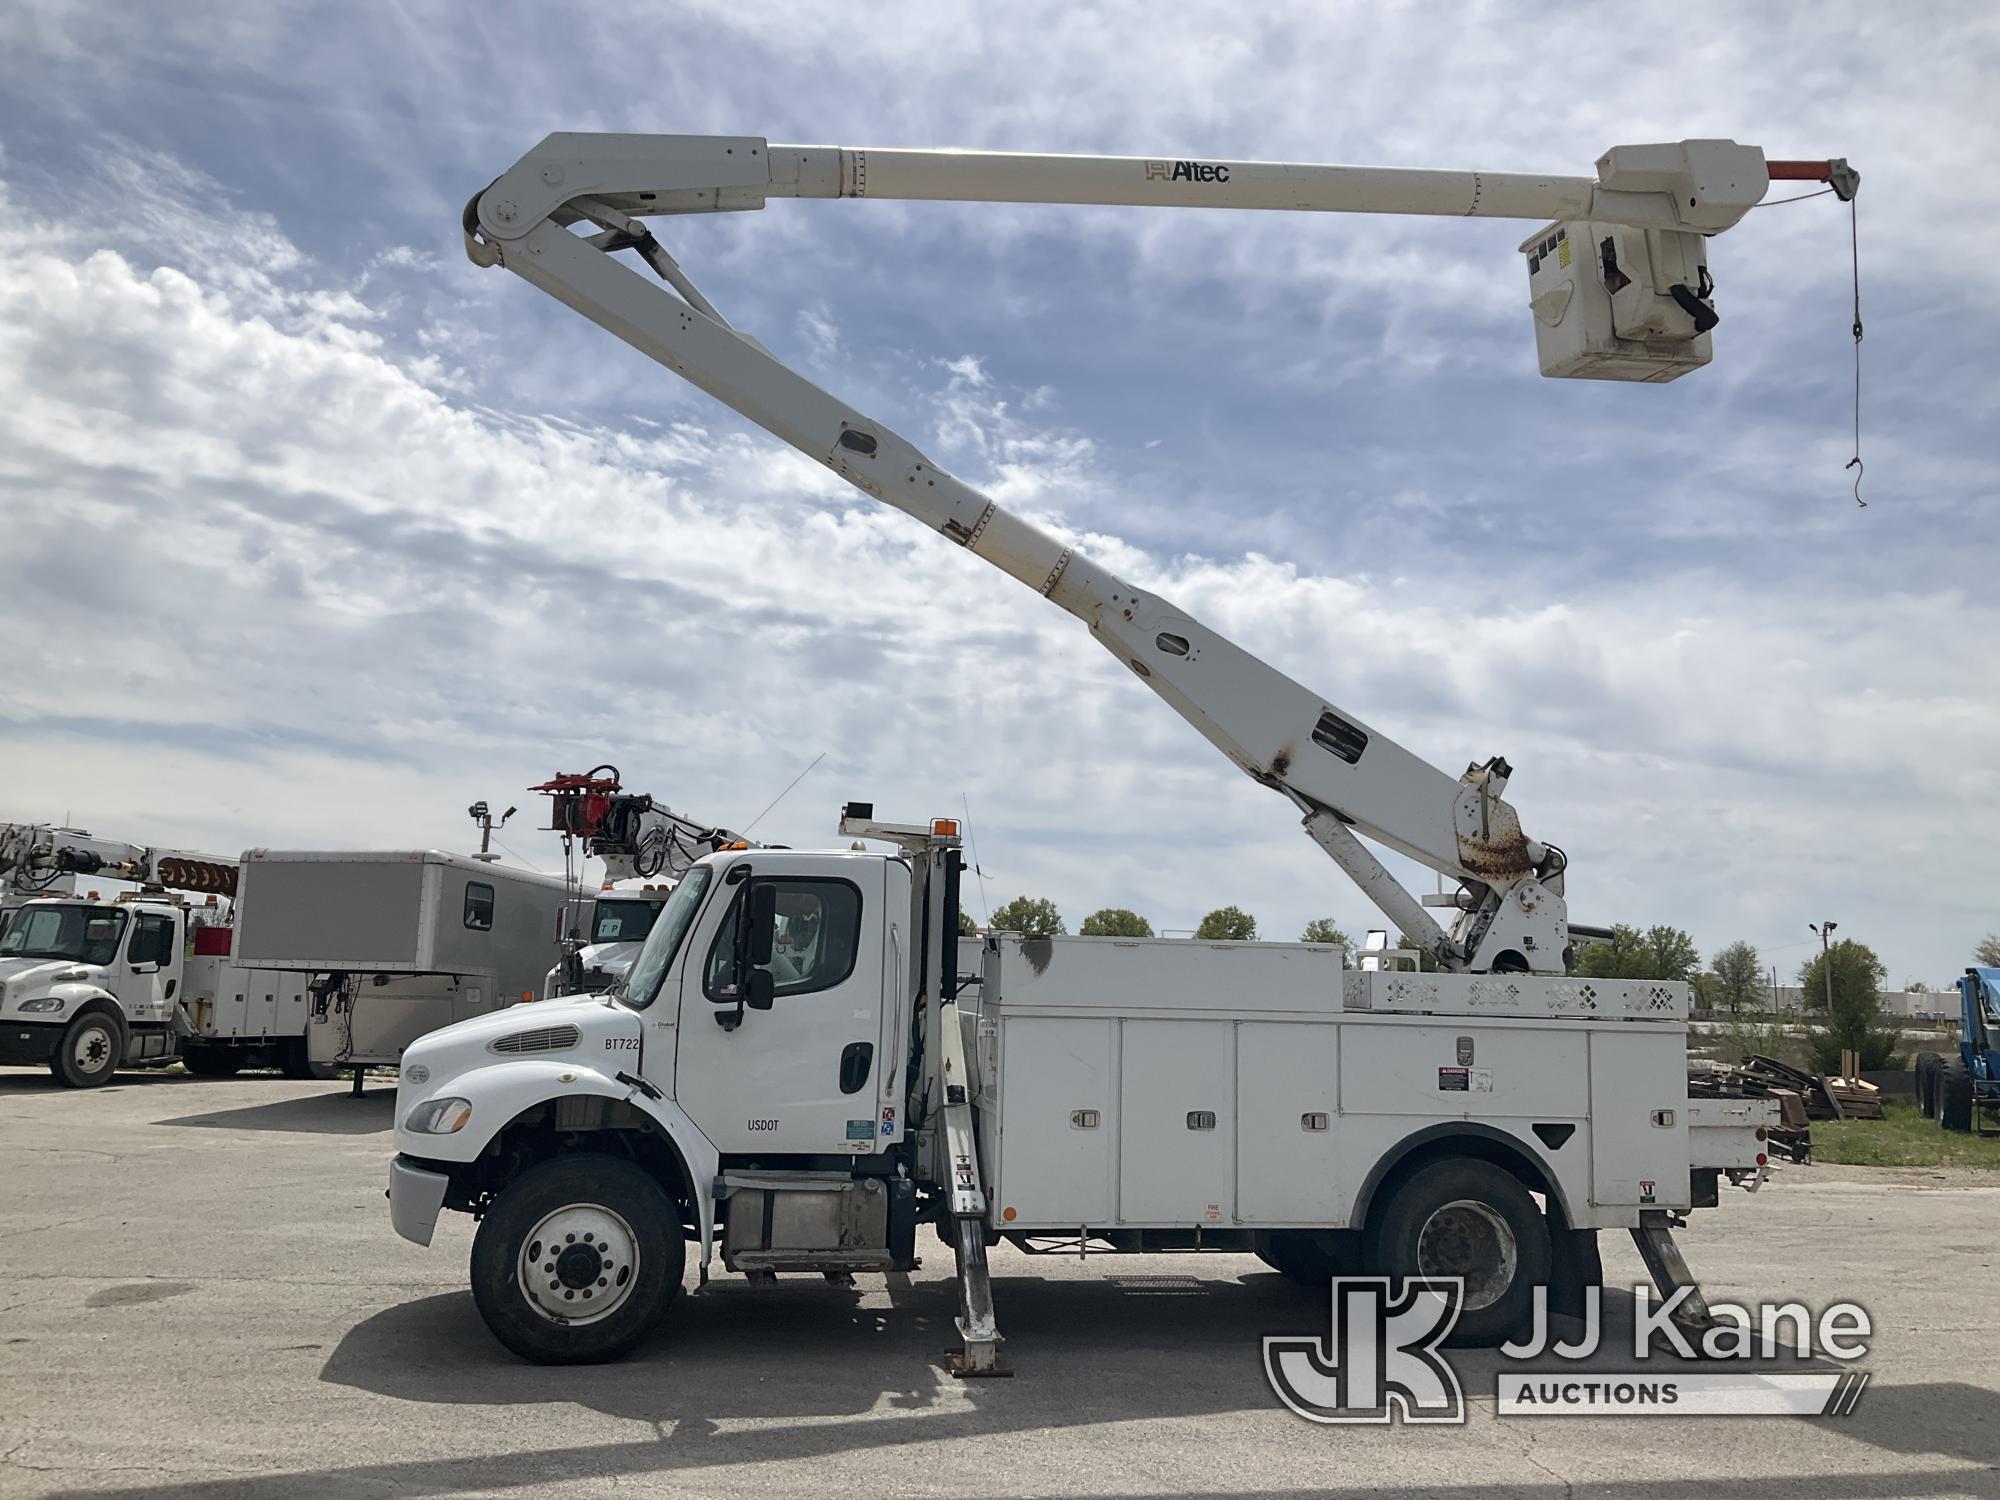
[1753,174,1865,506]
[1845,193,1865,507]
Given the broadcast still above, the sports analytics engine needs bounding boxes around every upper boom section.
[0,823,238,900]
[465,131,1846,974]
[476,134,1785,236]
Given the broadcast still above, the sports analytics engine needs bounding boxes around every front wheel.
[471,1154,684,1364]
[1368,1157,1551,1347]
[51,1011,123,1088]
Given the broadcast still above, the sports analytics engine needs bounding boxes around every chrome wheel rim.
[1416,1198,1517,1311]
[517,1202,640,1325]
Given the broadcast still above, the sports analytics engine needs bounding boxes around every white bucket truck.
[378,130,1854,1365]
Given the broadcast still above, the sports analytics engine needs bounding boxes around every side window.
[464,882,495,932]
[130,914,176,966]
[704,879,863,1000]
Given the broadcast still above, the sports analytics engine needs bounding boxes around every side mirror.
[745,969,775,1011]
[747,885,777,966]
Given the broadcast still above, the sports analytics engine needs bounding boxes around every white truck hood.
[0,956,103,991]
[398,994,639,1082]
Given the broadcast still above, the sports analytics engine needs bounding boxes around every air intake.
[489,1024,581,1056]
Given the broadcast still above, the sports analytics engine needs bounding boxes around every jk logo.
[1264,1278,1466,1424]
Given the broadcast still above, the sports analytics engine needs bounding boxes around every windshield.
[0,905,128,965]
[619,866,712,1010]
[592,898,664,947]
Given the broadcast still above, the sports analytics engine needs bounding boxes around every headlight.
[18,997,66,1014]
[404,1097,473,1134]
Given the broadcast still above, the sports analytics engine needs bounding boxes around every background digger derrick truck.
[531,766,748,1001]
[383,132,1847,1368]
[0,823,318,1087]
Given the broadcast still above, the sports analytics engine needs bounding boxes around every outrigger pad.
[945,1350,1013,1379]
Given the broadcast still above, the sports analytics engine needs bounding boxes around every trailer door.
[673,858,887,1156]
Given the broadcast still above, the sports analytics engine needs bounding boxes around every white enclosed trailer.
[234,850,573,1087]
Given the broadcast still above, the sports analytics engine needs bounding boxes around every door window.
[704,879,863,1000]
[464,882,495,931]
[129,913,177,966]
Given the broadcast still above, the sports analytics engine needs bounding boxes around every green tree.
[1574,924,1646,978]
[1194,905,1257,941]
[1799,938,1897,1073]
[1710,940,1763,1014]
[1977,933,2000,967]
[1081,908,1153,937]
[957,909,977,936]
[988,895,1065,938]
[1575,923,1700,982]
[1300,918,1351,947]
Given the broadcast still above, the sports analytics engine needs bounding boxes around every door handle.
[839,1041,873,1095]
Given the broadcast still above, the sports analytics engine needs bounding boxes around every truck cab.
[543,887,673,1000]
[0,894,187,1086]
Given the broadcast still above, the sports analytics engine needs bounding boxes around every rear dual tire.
[1367,1158,1552,1348]
[1938,1056,1974,1133]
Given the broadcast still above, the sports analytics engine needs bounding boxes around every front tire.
[471,1154,684,1365]
[51,1011,123,1088]
[1368,1157,1551,1347]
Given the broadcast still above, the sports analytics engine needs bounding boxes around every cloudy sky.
[1,3,1994,986]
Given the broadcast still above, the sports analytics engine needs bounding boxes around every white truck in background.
[375,131,1850,1369]
[0,823,315,1085]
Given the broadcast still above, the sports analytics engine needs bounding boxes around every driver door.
[113,910,181,1024]
[672,858,886,1155]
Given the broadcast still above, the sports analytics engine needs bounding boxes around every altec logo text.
[1145,159,1232,183]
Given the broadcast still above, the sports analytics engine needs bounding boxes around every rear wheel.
[471,1154,684,1365]
[181,1044,242,1078]
[1914,1053,1941,1117]
[1368,1157,1550,1347]
[1939,1056,1974,1133]
[1256,1230,1347,1285]
[277,1038,333,1080]
[51,1011,122,1088]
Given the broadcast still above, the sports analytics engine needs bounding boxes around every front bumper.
[0,1021,62,1066]
[388,1155,452,1247]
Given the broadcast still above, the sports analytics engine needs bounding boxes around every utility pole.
[468,801,516,862]
[1809,920,1838,1014]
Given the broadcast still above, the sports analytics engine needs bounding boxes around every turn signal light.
[1755,1127,1767,1141]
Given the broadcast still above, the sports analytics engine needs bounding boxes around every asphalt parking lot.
[2,1071,1997,1499]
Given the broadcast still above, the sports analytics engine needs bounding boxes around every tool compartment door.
[993,1016,1114,1226]
[1236,1021,1341,1223]
[1118,1020,1234,1224]
[1588,1029,1691,1208]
